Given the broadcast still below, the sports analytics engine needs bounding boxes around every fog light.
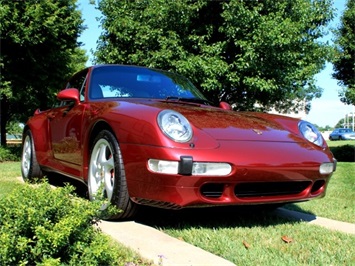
[148,159,232,176]
[192,162,232,176]
[319,163,334,174]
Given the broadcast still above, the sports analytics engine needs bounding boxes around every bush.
[0,182,141,265]
[330,145,355,162]
[0,145,22,162]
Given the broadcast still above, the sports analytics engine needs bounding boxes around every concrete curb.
[275,208,355,235]
[98,220,236,266]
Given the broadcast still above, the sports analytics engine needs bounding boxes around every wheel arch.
[22,124,43,163]
[83,120,119,182]
[89,120,117,147]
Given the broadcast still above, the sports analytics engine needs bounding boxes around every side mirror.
[219,101,232,110]
[57,88,80,104]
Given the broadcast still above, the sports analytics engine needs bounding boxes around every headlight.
[157,110,193,142]
[299,121,323,147]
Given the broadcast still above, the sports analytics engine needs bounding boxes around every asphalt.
[97,208,355,266]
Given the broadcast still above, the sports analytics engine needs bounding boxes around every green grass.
[161,216,355,265]
[326,139,355,147]
[0,162,23,198]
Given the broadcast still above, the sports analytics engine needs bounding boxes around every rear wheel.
[88,130,137,220]
[21,130,43,182]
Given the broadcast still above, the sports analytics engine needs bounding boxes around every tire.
[21,130,43,182]
[88,130,137,220]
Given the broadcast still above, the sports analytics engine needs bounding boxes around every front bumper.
[120,141,336,208]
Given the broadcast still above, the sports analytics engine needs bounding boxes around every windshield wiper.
[165,96,212,105]
[165,96,180,101]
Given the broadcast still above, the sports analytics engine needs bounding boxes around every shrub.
[0,145,22,162]
[0,182,140,265]
[330,145,355,162]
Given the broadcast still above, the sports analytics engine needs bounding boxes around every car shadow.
[283,203,317,216]
[134,204,301,229]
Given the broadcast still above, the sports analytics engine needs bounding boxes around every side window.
[66,69,88,102]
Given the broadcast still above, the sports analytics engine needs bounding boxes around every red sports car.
[21,64,336,219]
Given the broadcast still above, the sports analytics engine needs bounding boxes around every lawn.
[1,161,354,265]
[326,139,355,147]
[0,161,23,198]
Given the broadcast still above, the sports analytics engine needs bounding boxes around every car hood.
[137,100,304,143]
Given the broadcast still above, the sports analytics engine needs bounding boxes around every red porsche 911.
[21,64,336,219]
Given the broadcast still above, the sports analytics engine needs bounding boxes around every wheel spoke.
[100,148,114,200]
[97,143,107,165]
[101,155,114,169]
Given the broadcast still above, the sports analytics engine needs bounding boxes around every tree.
[332,0,355,105]
[0,0,87,146]
[313,124,333,132]
[335,114,354,129]
[94,0,333,113]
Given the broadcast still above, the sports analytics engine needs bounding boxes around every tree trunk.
[0,96,8,146]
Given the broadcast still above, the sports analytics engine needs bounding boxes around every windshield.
[89,65,209,103]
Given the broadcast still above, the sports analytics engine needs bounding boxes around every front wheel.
[21,130,43,182]
[88,130,137,220]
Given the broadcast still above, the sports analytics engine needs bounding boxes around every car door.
[49,69,88,170]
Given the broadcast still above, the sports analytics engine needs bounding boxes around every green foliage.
[333,0,355,105]
[0,146,21,162]
[95,0,334,113]
[0,183,127,265]
[315,124,333,132]
[5,120,23,135]
[330,144,355,162]
[0,0,88,145]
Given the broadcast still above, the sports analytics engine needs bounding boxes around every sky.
[77,0,354,128]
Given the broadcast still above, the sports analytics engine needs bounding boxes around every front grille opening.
[311,180,325,194]
[201,183,224,198]
[235,181,311,198]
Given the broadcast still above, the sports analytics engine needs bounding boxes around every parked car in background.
[21,64,337,220]
[329,128,355,140]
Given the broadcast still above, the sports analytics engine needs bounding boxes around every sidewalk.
[274,208,355,235]
[98,220,236,266]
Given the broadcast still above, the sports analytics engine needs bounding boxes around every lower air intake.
[234,181,311,198]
